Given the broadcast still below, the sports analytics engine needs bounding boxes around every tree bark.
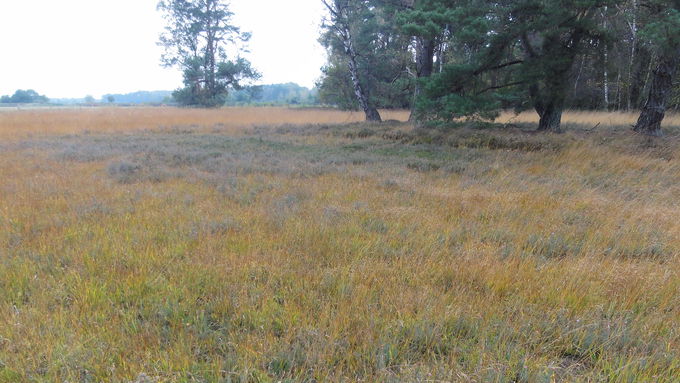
[626,0,638,110]
[634,48,679,136]
[322,0,381,122]
[537,104,564,132]
[629,45,651,109]
[530,61,572,133]
[410,37,436,124]
[522,32,578,133]
[602,6,610,110]
[531,81,565,133]
[345,37,382,121]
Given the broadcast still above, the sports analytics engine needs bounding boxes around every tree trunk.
[341,16,381,120]
[321,0,381,122]
[537,104,564,132]
[530,73,568,133]
[522,32,577,133]
[629,45,651,109]
[626,0,638,110]
[634,49,679,136]
[410,37,436,124]
[574,54,586,92]
[346,43,382,121]
[616,71,622,110]
[204,0,217,100]
[602,7,610,110]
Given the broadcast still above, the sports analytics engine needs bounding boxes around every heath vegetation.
[2,0,680,381]
[0,107,678,382]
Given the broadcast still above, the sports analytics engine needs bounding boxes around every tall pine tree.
[158,0,259,107]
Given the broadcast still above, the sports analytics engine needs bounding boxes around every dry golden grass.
[0,107,678,382]
[496,109,680,129]
[2,106,677,140]
[0,107,410,140]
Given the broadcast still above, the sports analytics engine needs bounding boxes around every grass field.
[0,107,679,382]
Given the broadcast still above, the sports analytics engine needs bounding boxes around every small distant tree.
[84,95,96,104]
[3,89,49,104]
[106,95,115,103]
[157,0,260,107]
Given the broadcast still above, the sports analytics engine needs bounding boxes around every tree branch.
[475,81,525,95]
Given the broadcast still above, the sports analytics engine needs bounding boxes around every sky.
[0,0,327,99]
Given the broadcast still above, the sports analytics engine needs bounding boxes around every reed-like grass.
[0,108,678,382]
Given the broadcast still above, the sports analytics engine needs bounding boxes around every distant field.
[2,106,679,139]
[0,108,678,382]
[496,110,680,130]
[0,107,410,139]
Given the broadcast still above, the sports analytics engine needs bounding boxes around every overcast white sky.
[0,0,327,98]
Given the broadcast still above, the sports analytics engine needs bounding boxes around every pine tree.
[157,0,259,107]
[633,2,680,136]
[416,0,620,132]
[396,0,461,123]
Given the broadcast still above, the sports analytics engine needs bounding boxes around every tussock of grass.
[0,108,678,382]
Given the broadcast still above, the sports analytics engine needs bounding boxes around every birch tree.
[321,0,383,121]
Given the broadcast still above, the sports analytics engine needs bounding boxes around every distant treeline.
[1,85,319,106]
[99,91,173,105]
[226,83,319,106]
[0,89,48,104]
[99,85,319,106]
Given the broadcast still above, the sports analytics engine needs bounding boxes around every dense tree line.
[226,83,319,105]
[317,0,680,135]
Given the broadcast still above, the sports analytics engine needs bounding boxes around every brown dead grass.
[0,107,678,382]
[0,107,410,140]
[497,109,680,129]
[2,107,679,142]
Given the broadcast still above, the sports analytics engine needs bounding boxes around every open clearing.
[0,107,679,382]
